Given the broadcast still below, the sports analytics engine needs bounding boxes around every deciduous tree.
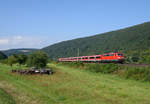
[27,51,48,69]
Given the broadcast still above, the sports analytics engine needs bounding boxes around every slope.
[42,22,150,61]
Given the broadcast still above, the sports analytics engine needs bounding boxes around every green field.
[0,88,16,104]
[0,63,150,104]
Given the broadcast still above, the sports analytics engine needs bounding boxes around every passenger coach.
[58,52,124,63]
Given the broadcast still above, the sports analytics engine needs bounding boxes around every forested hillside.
[42,22,150,63]
[0,51,7,60]
[2,48,38,56]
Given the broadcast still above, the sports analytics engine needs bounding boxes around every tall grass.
[58,62,84,68]
[0,88,16,104]
[1,63,150,104]
[85,63,119,73]
[125,66,150,81]
[58,62,120,73]
[58,62,150,82]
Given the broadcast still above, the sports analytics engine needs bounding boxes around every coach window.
[96,56,101,59]
[90,57,95,59]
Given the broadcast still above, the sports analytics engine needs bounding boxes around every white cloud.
[0,35,46,50]
[11,35,24,45]
[0,39,9,45]
[13,36,23,40]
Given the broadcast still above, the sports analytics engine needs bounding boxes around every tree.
[27,51,48,69]
[7,55,18,69]
[17,54,28,66]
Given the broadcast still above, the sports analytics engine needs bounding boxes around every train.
[58,52,125,63]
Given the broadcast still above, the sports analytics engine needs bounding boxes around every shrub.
[57,62,150,82]
[85,63,119,74]
[27,51,48,69]
[125,67,150,81]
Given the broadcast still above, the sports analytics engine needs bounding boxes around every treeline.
[125,48,150,64]
[0,51,49,69]
[42,22,150,64]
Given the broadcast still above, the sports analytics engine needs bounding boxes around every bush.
[86,63,119,73]
[27,51,49,69]
[125,67,150,81]
[57,62,150,82]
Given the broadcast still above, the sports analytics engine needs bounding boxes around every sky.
[0,0,150,50]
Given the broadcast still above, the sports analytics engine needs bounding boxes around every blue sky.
[0,0,150,50]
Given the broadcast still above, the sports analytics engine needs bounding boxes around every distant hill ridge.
[42,22,150,60]
[2,48,38,56]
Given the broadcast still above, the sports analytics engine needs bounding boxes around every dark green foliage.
[139,49,150,64]
[42,22,150,63]
[27,51,48,69]
[7,55,18,67]
[125,67,150,81]
[3,51,49,69]
[5,54,28,68]
[17,54,28,65]
[0,51,7,60]
[131,56,139,62]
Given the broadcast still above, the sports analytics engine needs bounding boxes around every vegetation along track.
[94,63,150,67]
[118,63,150,67]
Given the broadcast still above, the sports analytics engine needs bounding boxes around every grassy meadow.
[0,63,150,104]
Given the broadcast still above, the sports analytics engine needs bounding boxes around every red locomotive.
[58,52,124,63]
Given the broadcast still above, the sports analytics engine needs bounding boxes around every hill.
[0,51,7,60]
[2,48,38,56]
[42,22,150,62]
